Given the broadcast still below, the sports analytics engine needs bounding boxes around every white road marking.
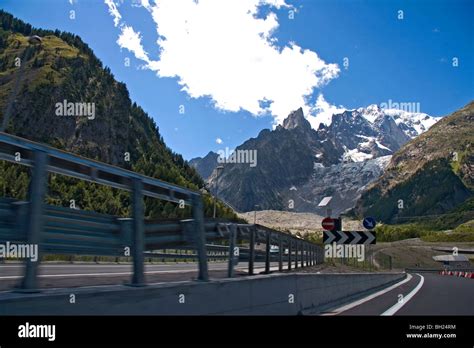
[0,265,269,280]
[323,274,413,316]
[0,270,198,279]
[381,273,424,316]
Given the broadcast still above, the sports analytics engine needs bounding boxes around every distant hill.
[189,151,219,181]
[355,101,474,224]
[0,10,236,220]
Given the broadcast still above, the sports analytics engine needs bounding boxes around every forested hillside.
[0,10,236,220]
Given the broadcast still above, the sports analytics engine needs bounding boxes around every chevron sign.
[323,231,376,245]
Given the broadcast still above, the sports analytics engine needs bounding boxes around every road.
[0,261,282,290]
[329,272,474,315]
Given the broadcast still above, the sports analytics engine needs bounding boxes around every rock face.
[282,107,311,130]
[189,151,219,180]
[284,156,392,216]
[192,104,438,213]
[355,101,474,223]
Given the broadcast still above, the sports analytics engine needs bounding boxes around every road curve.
[336,272,474,316]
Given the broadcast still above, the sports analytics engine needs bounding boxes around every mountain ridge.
[354,101,474,223]
[192,104,438,213]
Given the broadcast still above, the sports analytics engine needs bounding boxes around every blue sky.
[1,0,473,160]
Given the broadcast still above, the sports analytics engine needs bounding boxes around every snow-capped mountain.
[358,104,438,138]
[191,106,439,213]
[316,105,438,163]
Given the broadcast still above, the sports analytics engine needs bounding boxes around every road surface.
[0,261,282,290]
[330,272,474,315]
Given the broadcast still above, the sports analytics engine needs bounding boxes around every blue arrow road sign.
[363,217,377,230]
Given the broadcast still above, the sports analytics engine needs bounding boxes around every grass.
[375,223,433,242]
[375,216,474,243]
[0,32,85,93]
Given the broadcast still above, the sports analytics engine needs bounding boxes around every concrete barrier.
[0,272,406,315]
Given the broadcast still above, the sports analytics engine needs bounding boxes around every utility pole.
[212,165,224,218]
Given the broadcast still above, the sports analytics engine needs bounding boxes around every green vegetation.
[454,219,474,233]
[421,232,474,242]
[375,223,433,242]
[361,158,472,223]
[0,10,238,221]
[356,100,474,224]
[375,209,474,242]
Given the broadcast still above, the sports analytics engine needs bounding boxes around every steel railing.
[0,132,323,290]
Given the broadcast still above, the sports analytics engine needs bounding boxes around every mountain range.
[191,105,439,215]
[355,101,473,223]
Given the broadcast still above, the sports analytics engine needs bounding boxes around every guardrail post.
[302,243,306,267]
[300,242,304,268]
[303,243,306,267]
[287,238,292,270]
[308,245,311,266]
[249,225,256,275]
[306,243,309,267]
[131,178,145,286]
[192,195,208,281]
[278,234,283,272]
[13,200,28,242]
[227,224,237,278]
[264,231,271,274]
[295,241,299,269]
[20,150,48,291]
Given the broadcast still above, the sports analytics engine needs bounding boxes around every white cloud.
[307,94,346,129]
[117,26,151,63]
[104,0,122,27]
[215,138,223,144]
[106,0,340,127]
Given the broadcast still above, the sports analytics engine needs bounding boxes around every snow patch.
[342,148,373,162]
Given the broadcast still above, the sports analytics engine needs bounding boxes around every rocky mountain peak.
[282,107,311,130]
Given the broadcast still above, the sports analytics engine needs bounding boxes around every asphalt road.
[334,272,474,315]
[0,261,282,290]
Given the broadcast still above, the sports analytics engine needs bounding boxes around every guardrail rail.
[0,132,323,290]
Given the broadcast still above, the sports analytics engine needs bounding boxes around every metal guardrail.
[0,132,323,290]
